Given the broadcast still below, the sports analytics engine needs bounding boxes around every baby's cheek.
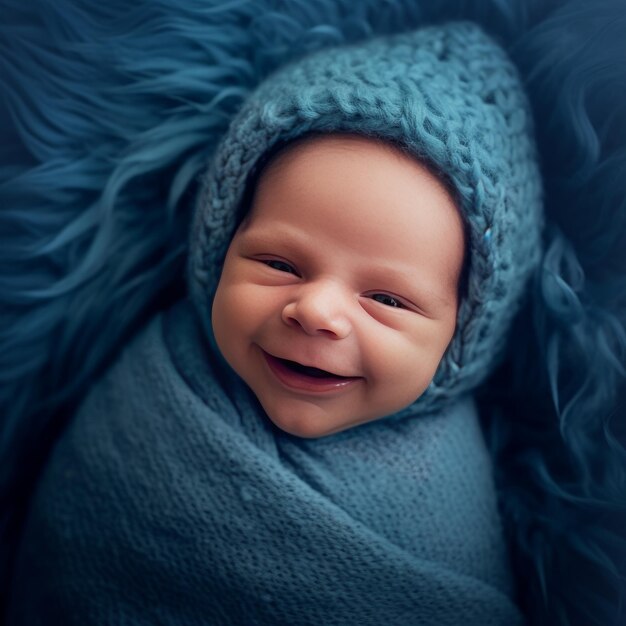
[372,324,424,368]
[214,280,251,320]
[374,330,443,398]
[212,280,252,345]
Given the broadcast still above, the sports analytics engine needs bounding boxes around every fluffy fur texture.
[1,1,625,624]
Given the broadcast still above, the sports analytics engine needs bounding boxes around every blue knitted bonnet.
[189,21,543,415]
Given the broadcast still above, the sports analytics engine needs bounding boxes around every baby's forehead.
[236,134,468,302]
[258,133,455,194]
[246,134,459,220]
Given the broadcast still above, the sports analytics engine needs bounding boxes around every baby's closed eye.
[369,293,405,309]
[262,259,299,275]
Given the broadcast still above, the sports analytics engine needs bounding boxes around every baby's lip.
[261,348,360,379]
[261,350,363,394]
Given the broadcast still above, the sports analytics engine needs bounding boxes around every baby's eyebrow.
[235,226,306,257]
[237,226,455,310]
[236,225,337,259]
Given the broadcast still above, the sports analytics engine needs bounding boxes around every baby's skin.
[212,135,466,438]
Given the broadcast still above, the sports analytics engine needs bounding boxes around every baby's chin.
[259,397,410,439]
[269,417,364,439]
[257,399,349,438]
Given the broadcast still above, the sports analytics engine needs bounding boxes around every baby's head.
[189,22,543,437]
[212,134,466,437]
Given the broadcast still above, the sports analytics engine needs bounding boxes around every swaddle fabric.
[7,299,523,625]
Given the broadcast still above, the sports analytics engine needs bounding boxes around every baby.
[211,133,466,439]
[7,22,541,626]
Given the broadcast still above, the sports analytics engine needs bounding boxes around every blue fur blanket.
[7,299,523,625]
[2,1,625,624]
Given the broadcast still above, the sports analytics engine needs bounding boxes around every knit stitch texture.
[7,299,523,625]
[189,22,543,415]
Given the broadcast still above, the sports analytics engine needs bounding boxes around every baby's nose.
[281,280,352,339]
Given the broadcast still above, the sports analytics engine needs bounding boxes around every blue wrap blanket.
[7,299,522,625]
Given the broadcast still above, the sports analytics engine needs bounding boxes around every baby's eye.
[263,259,298,275]
[371,293,405,309]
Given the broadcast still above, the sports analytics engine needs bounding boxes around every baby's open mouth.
[262,350,361,392]
[278,358,347,379]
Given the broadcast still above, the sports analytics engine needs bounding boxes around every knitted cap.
[188,22,543,414]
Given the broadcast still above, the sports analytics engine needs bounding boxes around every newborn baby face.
[211,135,465,438]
